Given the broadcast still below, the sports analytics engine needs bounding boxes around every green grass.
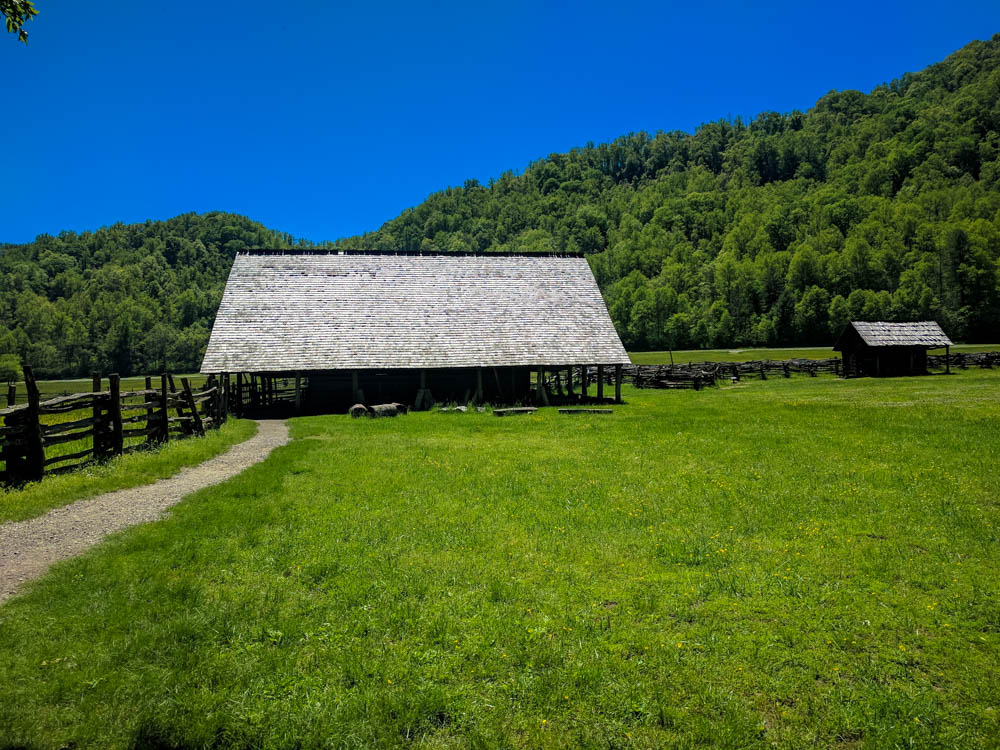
[1,373,999,748]
[0,419,257,524]
[629,343,998,364]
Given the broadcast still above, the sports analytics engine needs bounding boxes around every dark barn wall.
[304,367,533,411]
[841,346,929,377]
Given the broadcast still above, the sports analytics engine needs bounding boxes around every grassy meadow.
[1,372,999,748]
[629,343,997,364]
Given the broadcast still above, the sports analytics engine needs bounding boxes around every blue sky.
[3,1,999,244]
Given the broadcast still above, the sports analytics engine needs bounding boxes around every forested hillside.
[0,213,318,378]
[2,37,999,378]
[338,36,1000,351]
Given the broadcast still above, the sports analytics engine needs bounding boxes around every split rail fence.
[619,350,1000,391]
[0,367,229,487]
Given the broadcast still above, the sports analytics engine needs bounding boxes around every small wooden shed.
[200,250,631,412]
[833,321,953,377]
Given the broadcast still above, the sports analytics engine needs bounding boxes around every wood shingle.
[834,321,952,350]
[201,252,631,373]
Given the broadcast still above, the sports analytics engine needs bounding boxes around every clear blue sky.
[3,1,998,245]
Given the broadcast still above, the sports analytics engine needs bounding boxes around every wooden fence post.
[204,374,216,426]
[180,378,205,436]
[209,374,221,426]
[167,374,192,435]
[144,376,155,444]
[22,366,44,481]
[159,374,170,443]
[92,373,106,460]
[6,384,14,406]
[109,373,123,457]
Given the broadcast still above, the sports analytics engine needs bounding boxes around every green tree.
[827,294,850,338]
[0,353,21,384]
[2,0,37,43]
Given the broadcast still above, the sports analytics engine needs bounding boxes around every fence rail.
[0,367,230,486]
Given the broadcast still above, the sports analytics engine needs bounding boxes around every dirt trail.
[0,419,290,604]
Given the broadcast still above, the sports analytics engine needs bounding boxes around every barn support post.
[294,372,302,414]
[614,364,623,404]
[22,365,44,482]
[597,365,605,401]
[581,365,588,399]
[159,374,170,444]
[536,368,550,406]
[475,368,484,404]
[109,373,123,457]
[566,366,574,398]
[415,370,425,410]
[235,373,243,416]
[492,367,504,403]
[352,370,366,405]
[222,373,230,424]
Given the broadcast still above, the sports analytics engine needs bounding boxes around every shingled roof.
[834,321,953,350]
[201,252,631,372]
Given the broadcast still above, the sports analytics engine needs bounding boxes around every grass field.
[1,373,999,748]
[7,373,209,404]
[629,343,997,364]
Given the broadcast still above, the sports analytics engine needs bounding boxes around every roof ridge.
[239,248,585,258]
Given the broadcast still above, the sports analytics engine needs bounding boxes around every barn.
[200,251,631,413]
[833,321,953,377]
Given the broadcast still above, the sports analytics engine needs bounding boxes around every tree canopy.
[2,0,37,44]
[2,36,999,377]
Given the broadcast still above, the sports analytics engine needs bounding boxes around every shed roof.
[834,321,953,351]
[201,252,631,372]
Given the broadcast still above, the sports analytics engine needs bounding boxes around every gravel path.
[0,419,290,604]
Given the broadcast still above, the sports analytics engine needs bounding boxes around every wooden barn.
[200,251,631,413]
[834,321,952,377]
